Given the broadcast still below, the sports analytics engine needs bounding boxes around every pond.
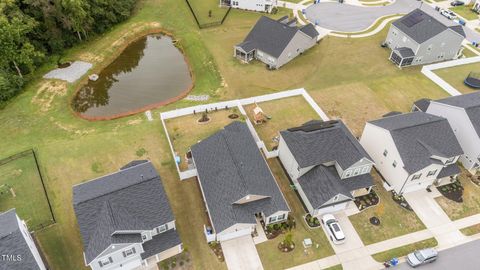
[72,34,192,119]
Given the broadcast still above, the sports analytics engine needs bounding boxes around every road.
[395,239,480,270]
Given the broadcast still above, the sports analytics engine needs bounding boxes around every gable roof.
[0,209,42,270]
[433,92,480,137]
[191,121,289,234]
[298,166,373,209]
[369,112,463,174]
[236,16,318,58]
[413,98,431,112]
[280,120,372,169]
[392,9,464,44]
[73,160,175,264]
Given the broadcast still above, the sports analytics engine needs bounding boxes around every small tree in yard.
[284,232,293,247]
[208,10,212,17]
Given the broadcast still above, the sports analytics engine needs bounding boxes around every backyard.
[244,95,321,150]
[187,0,230,25]
[256,159,334,270]
[434,62,480,94]
[349,171,426,245]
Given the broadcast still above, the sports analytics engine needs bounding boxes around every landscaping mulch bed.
[437,181,464,203]
[370,216,381,226]
[158,252,193,270]
[391,192,413,211]
[304,214,321,228]
[354,190,380,211]
[208,242,224,262]
[197,113,211,123]
[228,113,239,119]
[278,242,295,253]
[265,217,296,239]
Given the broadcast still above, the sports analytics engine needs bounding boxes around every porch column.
[399,58,404,68]
[368,186,373,193]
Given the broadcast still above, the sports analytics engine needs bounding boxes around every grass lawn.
[463,47,478,58]
[433,62,480,94]
[324,265,343,270]
[371,238,438,262]
[349,171,426,245]
[0,152,54,231]
[436,172,480,220]
[188,0,229,25]
[243,96,321,150]
[460,224,480,236]
[450,5,478,21]
[164,108,244,171]
[257,159,334,270]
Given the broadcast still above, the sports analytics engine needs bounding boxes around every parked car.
[406,248,438,267]
[450,0,464,6]
[440,9,458,20]
[321,214,345,244]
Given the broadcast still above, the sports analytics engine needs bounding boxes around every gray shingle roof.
[298,166,373,209]
[395,47,415,58]
[280,120,372,169]
[73,161,177,264]
[437,164,461,179]
[0,209,42,270]
[449,25,466,38]
[236,16,318,58]
[369,112,463,174]
[191,121,289,234]
[300,24,319,39]
[413,98,431,112]
[393,9,457,44]
[141,229,181,260]
[434,92,480,137]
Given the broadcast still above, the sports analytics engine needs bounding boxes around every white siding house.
[221,0,277,13]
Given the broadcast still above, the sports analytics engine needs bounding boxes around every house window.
[122,247,136,258]
[392,161,397,168]
[98,257,113,267]
[427,170,437,177]
[297,166,300,172]
[333,195,339,202]
[277,214,286,221]
[412,174,422,180]
[353,168,360,176]
[361,166,369,174]
[156,224,168,234]
[269,216,277,223]
[345,170,352,177]
[142,234,147,241]
[383,149,388,157]
[446,157,455,164]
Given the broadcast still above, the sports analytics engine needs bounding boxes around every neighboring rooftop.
[413,98,431,112]
[73,160,177,264]
[236,16,318,58]
[0,209,42,270]
[280,120,372,169]
[369,112,463,174]
[434,91,480,137]
[191,121,289,233]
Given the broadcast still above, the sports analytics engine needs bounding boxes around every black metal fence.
[184,0,232,29]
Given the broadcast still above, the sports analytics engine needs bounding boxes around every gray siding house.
[234,16,319,69]
[191,121,290,242]
[278,120,374,216]
[385,9,465,67]
[0,209,47,270]
[73,160,183,270]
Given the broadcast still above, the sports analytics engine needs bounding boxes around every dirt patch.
[31,80,68,112]
[127,119,142,125]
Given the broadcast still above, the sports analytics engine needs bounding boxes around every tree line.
[0,0,137,106]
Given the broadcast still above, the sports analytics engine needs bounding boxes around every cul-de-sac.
[2,0,480,269]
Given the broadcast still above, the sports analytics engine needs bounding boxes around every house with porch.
[360,112,464,194]
[0,209,47,270]
[220,0,277,13]
[278,120,375,216]
[234,16,319,69]
[191,121,290,242]
[73,160,183,270]
[415,92,480,174]
[384,9,465,67]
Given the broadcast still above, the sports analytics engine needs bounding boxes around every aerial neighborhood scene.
[3,0,480,269]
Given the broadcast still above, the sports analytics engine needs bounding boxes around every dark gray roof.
[298,166,373,209]
[0,209,42,270]
[413,98,431,112]
[434,92,480,137]
[437,164,461,179]
[383,111,402,117]
[141,229,181,260]
[236,16,318,58]
[369,112,463,174]
[73,161,177,264]
[191,121,289,234]
[280,120,372,169]
[393,9,450,44]
[449,25,466,38]
[394,47,415,58]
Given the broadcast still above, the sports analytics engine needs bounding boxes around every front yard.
[371,238,438,263]
[256,159,334,270]
[349,171,426,245]
[433,62,480,94]
[243,95,321,150]
[450,5,478,21]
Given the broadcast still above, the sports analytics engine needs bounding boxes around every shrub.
[284,233,293,246]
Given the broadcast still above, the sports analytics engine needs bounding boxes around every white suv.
[321,214,345,244]
[440,9,457,20]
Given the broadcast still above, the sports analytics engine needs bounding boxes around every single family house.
[191,121,290,242]
[220,0,277,13]
[0,209,47,270]
[278,120,375,216]
[360,112,464,194]
[234,16,319,69]
[73,160,183,270]
[385,9,465,67]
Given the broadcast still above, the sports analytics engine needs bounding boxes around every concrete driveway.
[323,212,364,254]
[221,235,264,270]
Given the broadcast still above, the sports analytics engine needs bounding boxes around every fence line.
[32,149,56,224]
[0,149,33,166]
[184,0,232,29]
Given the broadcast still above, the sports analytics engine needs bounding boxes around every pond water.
[72,34,192,118]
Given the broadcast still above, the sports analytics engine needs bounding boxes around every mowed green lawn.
[188,0,229,25]
[434,62,480,94]
[0,153,54,230]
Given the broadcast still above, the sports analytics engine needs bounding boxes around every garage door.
[221,235,264,270]
[217,227,252,242]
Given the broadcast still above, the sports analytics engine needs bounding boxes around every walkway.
[221,235,264,270]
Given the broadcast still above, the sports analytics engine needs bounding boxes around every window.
[392,161,397,168]
[383,149,388,157]
[297,166,300,172]
[333,195,339,202]
[98,257,113,267]
[361,166,369,174]
[353,168,360,176]
[277,214,286,221]
[412,174,422,180]
[427,170,437,177]
[142,234,147,241]
[156,224,168,234]
[269,216,277,223]
[122,247,136,258]
[345,170,352,177]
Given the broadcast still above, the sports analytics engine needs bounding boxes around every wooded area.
[0,0,137,106]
